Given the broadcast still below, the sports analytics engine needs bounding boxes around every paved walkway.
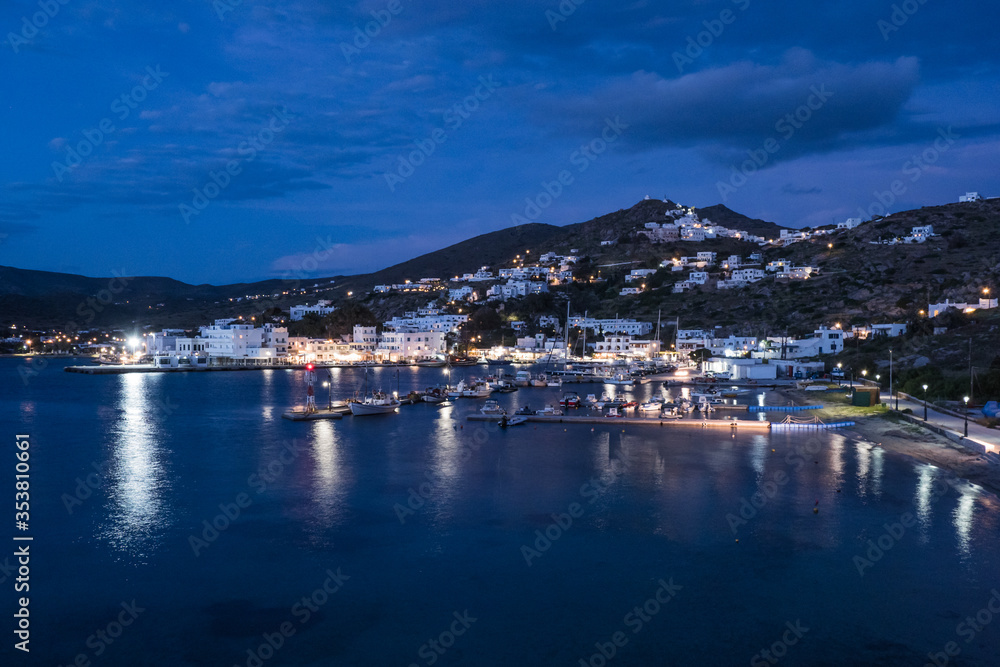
[881,393,1000,453]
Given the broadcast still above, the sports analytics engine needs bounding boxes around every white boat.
[499,415,527,427]
[546,375,563,388]
[480,399,505,415]
[605,373,634,386]
[514,370,532,387]
[638,402,663,413]
[349,391,400,415]
[447,379,492,399]
[530,375,548,387]
[584,394,598,404]
[534,405,563,416]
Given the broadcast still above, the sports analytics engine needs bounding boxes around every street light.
[836,362,842,386]
[922,383,929,420]
[963,396,969,437]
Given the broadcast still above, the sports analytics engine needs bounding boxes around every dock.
[466,414,771,429]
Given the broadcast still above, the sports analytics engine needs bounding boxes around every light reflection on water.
[102,373,171,558]
[953,486,979,560]
[308,420,348,528]
[854,441,885,499]
[915,464,937,543]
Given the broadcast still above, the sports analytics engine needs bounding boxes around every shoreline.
[774,387,1000,499]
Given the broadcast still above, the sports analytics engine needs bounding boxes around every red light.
[305,364,314,371]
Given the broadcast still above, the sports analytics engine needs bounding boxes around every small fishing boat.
[559,392,580,408]
[447,379,492,399]
[415,358,447,367]
[349,391,400,415]
[480,399,505,415]
[422,386,449,403]
[514,370,532,387]
[499,415,527,427]
[530,375,548,387]
[349,368,401,415]
[605,373,633,386]
[638,401,663,413]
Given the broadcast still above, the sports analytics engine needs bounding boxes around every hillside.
[4,197,997,340]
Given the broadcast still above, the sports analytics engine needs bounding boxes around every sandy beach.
[774,387,1000,498]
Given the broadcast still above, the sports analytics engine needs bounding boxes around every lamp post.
[890,349,897,410]
[922,383,929,421]
[963,396,969,437]
[836,362,842,386]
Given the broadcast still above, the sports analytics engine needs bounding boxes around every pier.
[466,414,772,429]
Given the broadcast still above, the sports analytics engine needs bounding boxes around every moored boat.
[559,392,581,408]
[349,391,400,415]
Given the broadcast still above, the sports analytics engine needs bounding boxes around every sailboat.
[349,368,401,415]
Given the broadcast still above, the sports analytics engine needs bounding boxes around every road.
[882,392,1000,453]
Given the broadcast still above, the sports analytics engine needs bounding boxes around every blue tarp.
[982,401,999,418]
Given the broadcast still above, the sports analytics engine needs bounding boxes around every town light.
[922,383,929,420]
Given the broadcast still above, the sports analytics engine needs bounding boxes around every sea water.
[2,358,999,666]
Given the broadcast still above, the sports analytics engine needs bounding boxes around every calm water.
[2,358,1000,666]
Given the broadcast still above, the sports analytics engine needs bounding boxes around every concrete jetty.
[466,414,771,430]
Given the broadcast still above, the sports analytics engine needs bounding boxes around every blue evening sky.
[2,0,998,283]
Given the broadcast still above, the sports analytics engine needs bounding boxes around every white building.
[837,217,864,230]
[538,315,560,330]
[376,330,447,361]
[625,268,657,283]
[959,192,982,202]
[449,286,478,302]
[704,358,777,380]
[384,312,468,333]
[593,335,662,359]
[688,271,709,285]
[765,327,843,359]
[928,298,998,317]
[351,325,378,353]
[290,300,336,321]
[567,317,653,336]
[620,287,643,296]
[486,280,549,302]
[732,268,764,283]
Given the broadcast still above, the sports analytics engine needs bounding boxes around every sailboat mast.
[564,301,571,367]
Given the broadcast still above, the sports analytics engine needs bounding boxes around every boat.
[349,391,400,415]
[584,394,598,404]
[450,357,479,367]
[489,358,514,366]
[638,401,663,413]
[530,375,548,387]
[514,405,535,416]
[499,415,527,427]
[349,368,401,415]
[534,405,563,416]
[560,392,581,408]
[415,358,447,367]
[401,390,426,404]
[480,399,505,415]
[514,370,532,387]
[605,373,634,386]
[447,379,492,399]
[546,375,563,388]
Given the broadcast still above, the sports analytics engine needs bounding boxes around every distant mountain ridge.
[0,198,785,327]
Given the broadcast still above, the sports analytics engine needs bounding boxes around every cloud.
[530,49,921,162]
